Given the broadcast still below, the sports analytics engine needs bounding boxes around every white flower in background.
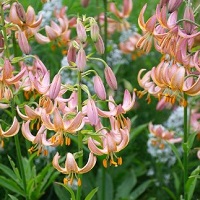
[39,0,63,26]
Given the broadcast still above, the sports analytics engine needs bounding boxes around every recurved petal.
[171,66,185,90]
[1,117,20,137]
[116,129,129,152]
[21,120,35,142]
[41,110,55,130]
[138,4,147,31]
[88,137,106,155]
[65,153,79,173]
[122,90,135,111]
[79,153,97,173]
[52,152,66,173]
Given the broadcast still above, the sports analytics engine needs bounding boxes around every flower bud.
[87,99,99,126]
[18,31,31,54]
[49,74,61,100]
[183,5,195,35]
[81,0,90,7]
[90,21,99,42]
[94,35,105,54]
[104,66,118,90]
[67,45,77,66]
[93,75,106,100]
[168,0,182,13]
[0,33,4,53]
[15,2,26,23]
[76,19,87,43]
[76,48,86,71]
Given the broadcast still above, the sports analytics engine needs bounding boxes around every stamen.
[103,159,108,168]
[65,137,71,146]
[63,177,68,185]
[78,178,82,186]
[117,157,122,165]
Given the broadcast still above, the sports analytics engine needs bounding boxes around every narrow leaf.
[85,187,98,200]
[8,194,19,200]
[55,182,76,200]
[168,143,184,171]
[162,187,177,200]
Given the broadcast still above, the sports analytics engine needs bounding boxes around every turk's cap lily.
[183,5,195,35]
[52,152,96,184]
[0,117,20,138]
[168,0,183,13]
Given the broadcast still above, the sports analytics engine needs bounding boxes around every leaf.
[84,187,98,200]
[8,194,19,200]
[187,132,197,151]
[55,182,76,200]
[115,169,137,199]
[173,172,180,195]
[162,187,177,200]
[0,163,23,189]
[0,176,25,197]
[168,143,184,171]
[54,183,71,200]
[130,123,148,141]
[96,168,113,200]
[186,166,200,200]
[129,179,154,200]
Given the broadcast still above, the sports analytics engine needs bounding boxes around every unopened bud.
[94,35,105,54]
[104,66,118,90]
[67,44,77,65]
[93,75,106,100]
[76,19,87,43]
[76,48,87,71]
[49,74,61,100]
[168,0,183,13]
[183,5,195,35]
[81,0,90,7]
[0,33,4,53]
[87,98,99,126]
[18,31,31,54]
[90,21,99,42]
[15,3,26,23]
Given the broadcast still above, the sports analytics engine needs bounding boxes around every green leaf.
[8,194,19,200]
[55,182,76,200]
[0,176,25,197]
[0,163,23,189]
[187,132,197,151]
[11,56,24,63]
[96,169,113,200]
[130,123,148,141]
[168,143,184,171]
[186,166,200,200]
[173,172,180,195]
[162,187,177,200]
[54,183,71,200]
[129,179,154,200]
[115,169,137,199]
[84,187,98,200]
[8,156,21,180]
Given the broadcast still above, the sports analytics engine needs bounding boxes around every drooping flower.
[52,152,96,185]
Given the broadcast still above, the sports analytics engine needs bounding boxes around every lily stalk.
[76,71,83,200]
[183,94,188,200]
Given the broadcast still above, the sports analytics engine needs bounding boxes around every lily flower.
[0,117,20,147]
[22,121,52,155]
[88,128,129,167]
[52,152,96,185]
[41,108,85,145]
[149,122,182,149]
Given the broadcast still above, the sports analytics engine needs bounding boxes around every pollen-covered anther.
[117,157,122,165]
[78,178,82,186]
[65,137,71,146]
[0,140,4,148]
[159,143,165,149]
[180,99,187,107]
[43,149,48,156]
[63,178,68,185]
[110,159,118,167]
[103,159,108,168]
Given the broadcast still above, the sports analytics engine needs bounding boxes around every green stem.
[183,94,188,200]
[76,71,83,200]
[11,100,28,199]
[0,4,10,58]
[103,0,108,63]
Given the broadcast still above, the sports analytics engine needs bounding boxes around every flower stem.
[0,4,10,58]
[183,94,188,200]
[76,71,83,200]
[103,0,108,63]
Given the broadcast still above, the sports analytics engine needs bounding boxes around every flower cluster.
[0,1,135,186]
[136,0,200,106]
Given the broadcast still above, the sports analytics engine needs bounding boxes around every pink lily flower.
[52,152,96,185]
[22,121,52,155]
[88,128,129,167]
[0,117,20,147]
